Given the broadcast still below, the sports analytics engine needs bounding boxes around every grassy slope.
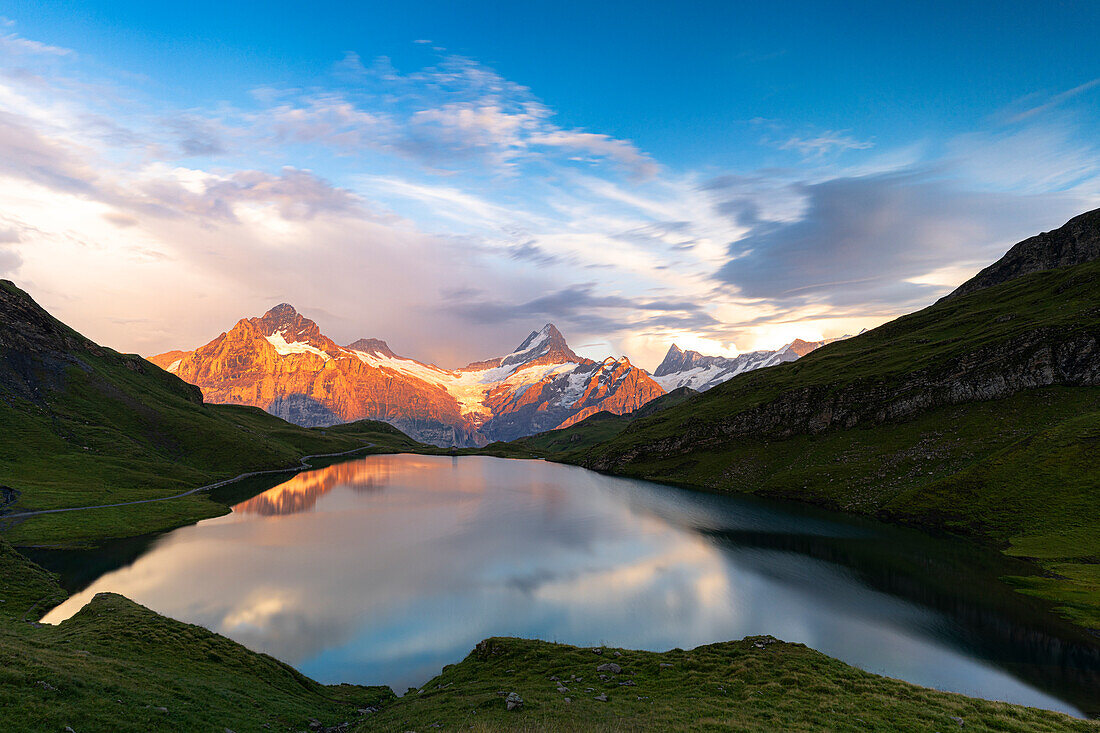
[359,636,1096,732]
[0,540,392,732]
[559,262,1100,627]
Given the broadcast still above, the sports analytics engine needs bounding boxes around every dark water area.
[35,455,1100,716]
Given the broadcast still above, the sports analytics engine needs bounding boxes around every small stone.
[556,685,569,693]
[505,692,523,711]
[149,706,168,714]
[34,680,58,691]
[563,697,571,703]
[308,720,322,731]
[225,729,235,733]
[64,728,76,733]
[594,693,608,702]
[592,648,603,654]
[549,675,559,681]
[659,663,673,669]
[612,651,622,657]
[619,680,636,686]
[950,717,964,727]
[596,662,622,674]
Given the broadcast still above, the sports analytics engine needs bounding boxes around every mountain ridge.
[652,336,848,392]
[945,206,1100,300]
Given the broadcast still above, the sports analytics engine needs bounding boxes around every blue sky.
[1,1,1098,366]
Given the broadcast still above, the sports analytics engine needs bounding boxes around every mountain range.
[150,316,669,446]
[150,304,842,446]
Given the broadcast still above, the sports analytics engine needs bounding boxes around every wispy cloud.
[778,130,874,159]
[1005,78,1100,124]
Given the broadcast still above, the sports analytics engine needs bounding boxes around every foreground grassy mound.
[0,541,392,732]
[359,636,1096,732]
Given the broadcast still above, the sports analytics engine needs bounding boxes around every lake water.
[39,455,1100,716]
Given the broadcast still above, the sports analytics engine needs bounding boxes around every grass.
[0,407,430,547]
[357,636,1097,732]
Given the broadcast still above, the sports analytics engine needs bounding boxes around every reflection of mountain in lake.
[232,458,393,516]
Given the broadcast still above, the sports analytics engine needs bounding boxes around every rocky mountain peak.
[502,323,584,368]
[346,338,397,358]
[654,344,700,376]
[252,303,337,353]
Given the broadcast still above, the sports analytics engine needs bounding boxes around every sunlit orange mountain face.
[149,304,666,446]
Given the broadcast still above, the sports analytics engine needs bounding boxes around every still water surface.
[40,455,1100,716]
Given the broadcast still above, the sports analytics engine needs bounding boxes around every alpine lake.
[29,454,1100,718]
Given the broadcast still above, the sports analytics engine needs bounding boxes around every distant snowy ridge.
[651,336,851,392]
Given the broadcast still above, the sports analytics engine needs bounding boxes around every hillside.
[0,280,423,545]
[564,210,1100,628]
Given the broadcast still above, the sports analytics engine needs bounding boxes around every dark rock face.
[945,208,1100,300]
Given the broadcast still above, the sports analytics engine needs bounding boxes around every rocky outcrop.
[945,208,1100,300]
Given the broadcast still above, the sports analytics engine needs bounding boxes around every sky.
[1,1,1098,370]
